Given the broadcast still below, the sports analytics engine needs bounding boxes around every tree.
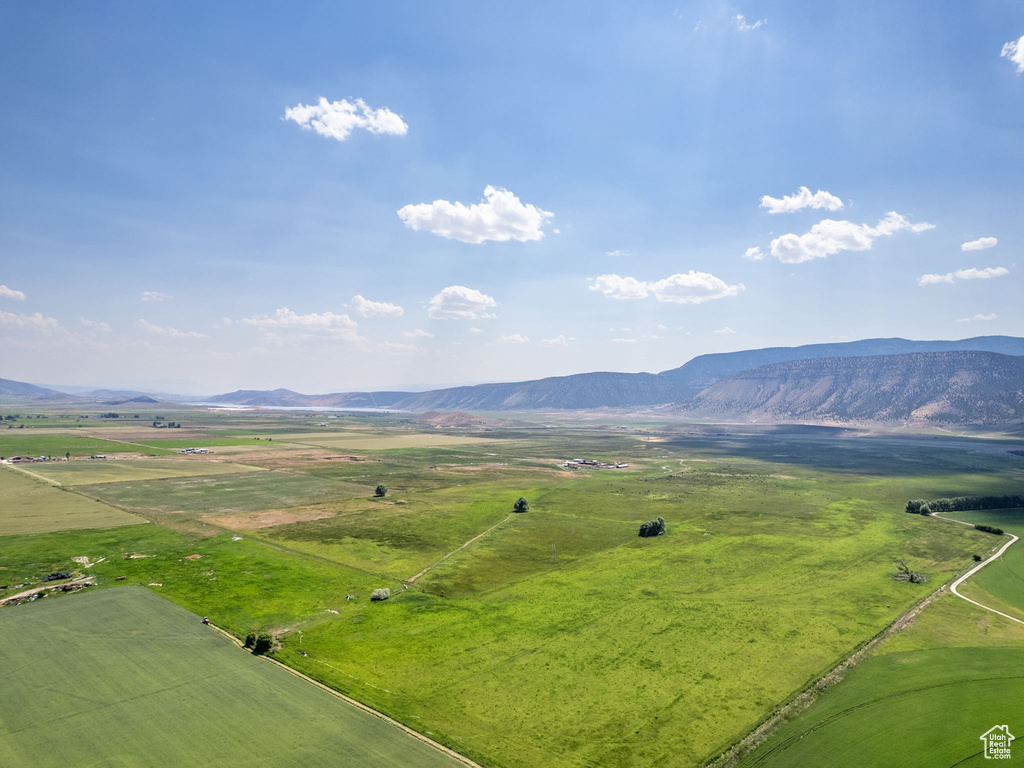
[638,517,666,537]
[895,559,927,584]
[374,484,388,498]
[252,631,273,654]
[973,554,983,562]
[244,629,257,648]
[65,451,70,460]
[513,496,529,514]
[371,588,391,601]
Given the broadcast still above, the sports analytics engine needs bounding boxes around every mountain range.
[5,335,1024,425]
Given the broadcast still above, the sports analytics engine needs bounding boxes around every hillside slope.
[0,378,82,403]
[689,351,1024,424]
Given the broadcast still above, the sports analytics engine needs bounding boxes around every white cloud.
[961,236,998,251]
[0,284,26,301]
[283,97,408,142]
[590,271,743,304]
[427,285,498,320]
[957,313,998,322]
[350,294,404,318]
[497,333,529,344]
[743,246,765,261]
[0,310,62,332]
[241,307,361,342]
[1002,35,1024,74]
[605,249,632,257]
[713,327,737,335]
[541,335,569,346]
[759,186,843,214]
[770,212,934,264]
[404,328,433,338]
[136,319,208,339]
[141,290,171,302]
[735,14,766,31]
[468,327,483,334]
[918,267,1009,286]
[610,337,637,344]
[381,341,421,352]
[397,186,553,244]
[80,317,112,332]
[656,323,666,330]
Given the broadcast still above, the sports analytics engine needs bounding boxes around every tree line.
[905,495,1024,516]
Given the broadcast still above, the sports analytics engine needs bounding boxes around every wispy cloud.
[0,310,63,333]
[918,267,1009,286]
[141,290,171,302]
[956,313,997,322]
[961,236,997,252]
[283,97,408,141]
[404,328,433,338]
[1002,34,1024,74]
[80,317,112,332]
[240,307,361,342]
[541,335,570,346]
[610,337,637,344]
[398,186,553,244]
[137,319,208,339]
[350,294,404,318]
[0,284,26,301]
[497,333,529,344]
[428,286,498,319]
[713,327,737,335]
[770,212,934,264]
[590,271,745,304]
[760,186,843,214]
[735,13,766,31]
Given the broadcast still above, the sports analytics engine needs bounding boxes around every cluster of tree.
[895,559,927,584]
[905,495,1024,516]
[975,524,1005,535]
[638,516,666,537]
[244,629,273,655]
[98,412,120,419]
[513,497,529,514]
[374,484,388,497]
[371,588,391,601]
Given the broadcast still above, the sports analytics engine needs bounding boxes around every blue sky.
[1,1,1021,393]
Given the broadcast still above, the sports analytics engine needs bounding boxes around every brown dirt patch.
[203,505,338,530]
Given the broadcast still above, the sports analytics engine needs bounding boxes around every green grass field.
[3,413,1024,767]
[0,466,145,535]
[0,587,466,767]
[0,433,172,458]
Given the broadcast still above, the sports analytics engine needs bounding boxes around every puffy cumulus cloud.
[497,333,529,344]
[0,284,26,300]
[283,97,408,141]
[136,319,208,339]
[404,328,433,338]
[0,310,63,332]
[397,186,553,244]
[713,327,737,335]
[918,267,1009,286]
[141,290,171,302]
[241,307,362,343]
[957,313,998,323]
[541,334,570,346]
[759,186,843,214]
[1002,35,1024,74]
[961,236,998,251]
[80,317,112,332]
[769,212,934,264]
[350,294,404,318]
[427,285,498,320]
[743,246,765,261]
[735,13,766,31]
[590,271,744,304]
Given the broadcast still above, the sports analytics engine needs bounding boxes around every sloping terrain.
[690,351,1024,424]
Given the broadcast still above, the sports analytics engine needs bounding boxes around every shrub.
[513,496,529,514]
[973,554,983,562]
[252,631,273,655]
[975,524,1005,535]
[895,559,927,584]
[638,517,666,537]
[374,484,388,498]
[371,588,391,601]
[243,629,257,648]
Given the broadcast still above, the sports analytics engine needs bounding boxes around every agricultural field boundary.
[5,464,62,485]
[937,514,1023,625]
[407,513,513,583]
[204,620,484,768]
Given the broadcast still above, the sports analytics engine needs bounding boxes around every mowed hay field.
[22,456,267,485]
[0,587,467,768]
[0,467,144,535]
[275,431,502,450]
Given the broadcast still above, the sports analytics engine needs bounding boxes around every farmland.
[0,587,467,768]
[2,409,1024,766]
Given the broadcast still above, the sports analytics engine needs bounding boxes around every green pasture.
[945,508,1024,619]
[0,467,144,536]
[130,436,286,450]
[22,457,267,486]
[0,433,172,458]
[0,587,465,768]
[276,431,502,450]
